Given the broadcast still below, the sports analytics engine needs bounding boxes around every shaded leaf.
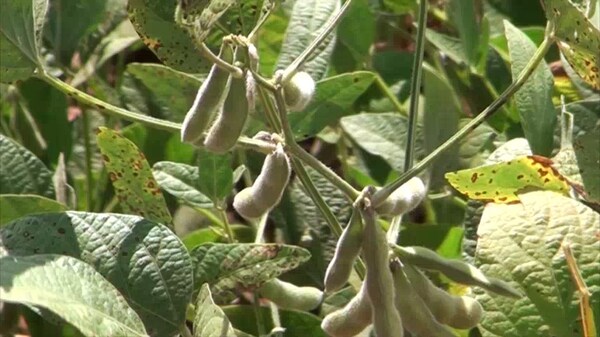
[182,225,255,251]
[0,194,67,226]
[446,155,570,203]
[0,134,55,198]
[0,254,147,337]
[474,191,600,337]
[153,161,213,209]
[0,211,193,337]
[97,127,172,224]
[194,283,237,337]
[196,149,233,204]
[0,0,47,70]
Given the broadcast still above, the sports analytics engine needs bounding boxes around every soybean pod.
[404,265,484,330]
[258,278,323,311]
[321,281,372,337]
[360,206,403,337]
[376,177,426,216]
[283,71,316,112]
[390,261,456,337]
[181,43,233,144]
[324,209,364,293]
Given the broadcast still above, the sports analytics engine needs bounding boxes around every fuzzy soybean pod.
[233,144,291,218]
[203,68,250,153]
[181,44,233,145]
[324,210,364,293]
[321,281,373,337]
[283,71,316,112]
[258,278,323,311]
[361,207,403,337]
[390,262,456,337]
[404,265,484,330]
[376,176,426,216]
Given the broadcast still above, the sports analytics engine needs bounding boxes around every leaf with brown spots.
[97,127,172,224]
[544,0,600,90]
[445,155,571,203]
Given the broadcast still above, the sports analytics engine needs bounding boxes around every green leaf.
[97,127,172,224]
[544,0,600,90]
[0,254,147,337]
[341,112,425,172]
[0,0,48,77]
[0,194,67,226]
[505,20,556,156]
[152,161,213,209]
[0,134,54,198]
[382,0,417,14]
[196,149,233,204]
[223,305,327,337]
[127,0,209,73]
[256,7,288,76]
[447,0,481,66]
[182,225,255,251]
[190,243,311,302]
[332,0,375,72]
[474,191,600,337]
[216,0,274,38]
[426,29,469,66]
[573,129,600,202]
[0,211,193,337]
[194,283,237,337]
[276,0,340,80]
[124,63,202,122]
[289,71,376,139]
[445,155,570,203]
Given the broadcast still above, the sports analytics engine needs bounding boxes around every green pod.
[376,177,426,216]
[391,262,456,337]
[321,281,372,337]
[203,69,249,153]
[324,210,364,293]
[259,278,323,311]
[181,43,233,144]
[233,145,291,218]
[404,265,484,330]
[360,208,403,337]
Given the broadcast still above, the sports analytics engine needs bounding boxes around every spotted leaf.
[96,127,172,224]
[544,0,600,89]
[445,155,571,203]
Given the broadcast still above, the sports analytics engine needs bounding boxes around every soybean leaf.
[190,243,311,302]
[0,254,147,337]
[382,0,417,14]
[332,0,375,72]
[341,112,425,172]
[544,0,600,90]
[0,195,67,226]
[276,0,340,80]
[176,0,236,43]
[97,127,172,224]
[505,20,556,156]
[0,0,48,82]
[572,129,600,202]
[0,134,55,198]
[124,63,202,123]
[0,211,193,337]
[152,161,213,209]
[256,7,288,76]
[447,0,481,66]
[445,155,570,203]
[426,29,469,67]
[194,284,237,337]
[196,149,233,204]
[182,225,255,251]
[457,118,498,169]
[217,0,275,37]
[289,71,376,139]
[223,305,327,337]
[127,0,209,73]
[474,191,600,337]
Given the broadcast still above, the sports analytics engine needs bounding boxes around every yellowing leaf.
[445,155,570,203]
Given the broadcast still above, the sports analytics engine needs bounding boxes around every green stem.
[372,28,555,206]
[253,292,266,337]
[179,323,193,337]
[199,42,244,78]
[374,74,406,116]
[404,0,428,172]
[81,109,94,211]
[217,207,235,243]
[281,0,354,84]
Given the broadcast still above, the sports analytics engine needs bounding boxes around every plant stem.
[253,292,266,337]
[404,0,428,172]
[81,109,94,211]
[217,207,235,243]
[372,29,555,206]
[199,42,244,78]
[281,0,354,84]
[374,74,406,116]
[37,70,276,154]
[179,323,193,337]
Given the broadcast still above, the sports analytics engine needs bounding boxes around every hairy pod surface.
[324,210,364,293]
[203,69,250,153]
[233,144,291,218]
[181,44,233,144]
[404,265,484,329]
[376,177,426,216]
[321,281,372,337]
[259,278,323,311]
[283,71,315,112]
[361,208,403,337]
[391,262,456,337]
